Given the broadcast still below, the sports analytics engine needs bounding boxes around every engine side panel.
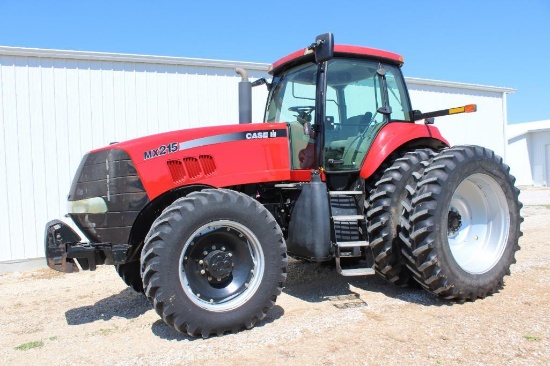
[97,123,291,200]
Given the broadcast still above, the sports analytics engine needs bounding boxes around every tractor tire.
[115,261,144,293]
[403,145,522,301]
[367,149,436,286]
[141,189,288,337]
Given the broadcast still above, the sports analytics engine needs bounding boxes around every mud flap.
[44,220,81,273]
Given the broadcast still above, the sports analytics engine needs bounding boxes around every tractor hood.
[90,123,292,200]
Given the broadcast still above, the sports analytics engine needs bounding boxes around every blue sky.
[1,1,548,124]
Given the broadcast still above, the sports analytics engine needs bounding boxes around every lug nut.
[221,246,226,251]
[212,245,217,250]
[208,276,212,281]
[200,269,206,275]
[199,260,204,265]
[228,253,233,257]
[203,251,208,256]
[217,278,221,282]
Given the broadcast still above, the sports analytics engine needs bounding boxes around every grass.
[14,340,44,351]
[523,335,541,342]
[527,204,550,210]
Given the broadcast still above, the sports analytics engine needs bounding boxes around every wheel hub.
[448,209,462,235]
[203,250,233,279]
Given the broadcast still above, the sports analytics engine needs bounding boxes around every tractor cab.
[265,34,412,175]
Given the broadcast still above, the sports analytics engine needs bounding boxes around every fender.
[359,122,449,179]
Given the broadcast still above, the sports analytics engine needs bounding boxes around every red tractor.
[45,34,522,337]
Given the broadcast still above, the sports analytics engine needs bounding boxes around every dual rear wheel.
[369,145,522,301]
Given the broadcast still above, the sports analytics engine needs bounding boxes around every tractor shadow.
[64,286,284,342]
[65,287,150,325]
[283,259,449,307]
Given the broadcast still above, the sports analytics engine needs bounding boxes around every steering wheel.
[288,106,315,123]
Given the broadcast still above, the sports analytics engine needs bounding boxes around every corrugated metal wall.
[0,49,269,262]
[0,48,512,264]
[407,79,510,159]
[507,121,550,186]
[528,131,550,186]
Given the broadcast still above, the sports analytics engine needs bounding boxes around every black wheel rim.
[178,220,264,311]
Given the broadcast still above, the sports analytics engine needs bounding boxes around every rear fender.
[359,123,449,179]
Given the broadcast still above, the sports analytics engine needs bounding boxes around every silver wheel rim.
[447,173,510,274]
[178,220,265,312]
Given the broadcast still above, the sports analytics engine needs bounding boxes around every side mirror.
[377,106,392,115]
[313,33,334,64]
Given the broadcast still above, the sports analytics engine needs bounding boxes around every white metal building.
[0,46,514,270]
[507,120,550,186]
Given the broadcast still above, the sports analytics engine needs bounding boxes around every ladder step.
[338,268,376,277]
[333,215,365,222]
[329,191,363,196]
[337,240,369,248]
[274,183,300,189]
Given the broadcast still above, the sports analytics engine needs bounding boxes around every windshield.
[265,58,411,171]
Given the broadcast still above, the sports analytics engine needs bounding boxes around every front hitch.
[44,220,130,272]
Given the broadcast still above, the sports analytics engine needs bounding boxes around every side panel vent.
[183,157,202,179]
[167,160,187,184]
[199,155,217,176]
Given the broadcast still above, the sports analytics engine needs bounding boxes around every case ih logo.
[245,130,278,139]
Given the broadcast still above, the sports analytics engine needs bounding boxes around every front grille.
[68,148,149,244]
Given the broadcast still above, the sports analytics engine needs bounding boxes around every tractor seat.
[338,112,372,140]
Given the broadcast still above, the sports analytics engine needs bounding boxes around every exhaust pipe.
[236,68,252,124]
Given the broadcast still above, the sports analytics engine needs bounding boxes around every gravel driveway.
[1,188,549,365]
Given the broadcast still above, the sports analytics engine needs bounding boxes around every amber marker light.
[464,104,477,113]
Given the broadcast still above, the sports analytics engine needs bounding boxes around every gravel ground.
[1,188,549,365]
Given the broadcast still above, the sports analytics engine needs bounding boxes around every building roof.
[0,45,515,94]
[0,45,269,71]
[508,120,550,140]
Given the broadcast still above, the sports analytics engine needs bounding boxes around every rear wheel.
[367,149,436,286]
[404,146,522,301]
[141,189,287,337]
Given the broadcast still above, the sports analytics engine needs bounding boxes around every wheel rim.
[178,220,264,312]
[447,173,510,274]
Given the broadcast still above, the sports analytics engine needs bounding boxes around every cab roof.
[269,44,404,76]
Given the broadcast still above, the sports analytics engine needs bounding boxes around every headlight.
[67,197,108,214]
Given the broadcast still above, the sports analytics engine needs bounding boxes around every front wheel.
[404,146,522,301]
[141,189,287,337]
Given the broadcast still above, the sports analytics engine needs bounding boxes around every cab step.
[332,215,365,222]
[335,261,376,276]
[336,240,369,248]
[329,190,363,196]
[329,190,374,277]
